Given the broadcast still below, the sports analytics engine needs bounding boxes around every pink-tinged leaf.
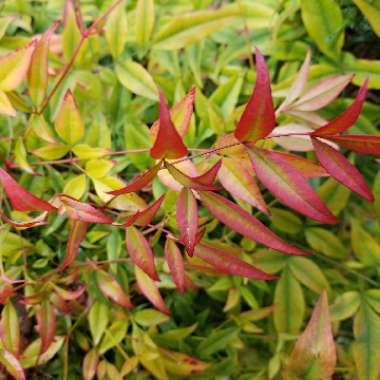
[176,187,198,256]
[0,168,56,212]
[122,195,165,227]
[150,90,188,159]
[247,147,337,224]
[164,238,185,294]
[324,134,380,155]
[194,242,276,280]
[158,160,198,192]
[312,138,373,201]
[0,301,20,357]
[199,191,310,255]
[277,50,311,113]
[290,74,353,112]
[150,86,195,140]
[218,157,268,213]
[108,162,161,195]
[96,270,133,308]
[234,48,276,143]
[135,266,169,315]
[195,160,222,185]
[284,291,336,379]
[36,300,56,355]
[53,285,85,301]
[59,195,113,224]
[312,79,368,136]
[60,220,88,270]
[126,226,158,280]
[164,161,220,191]
[0,350,25,380]
[83,348,99,380]
[270,124,314,152]
[268,151,328,179]
[0,212,47,228]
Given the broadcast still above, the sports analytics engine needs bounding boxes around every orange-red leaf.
[96,270,133,308]
[285,291,336,378]
[126,226,158,280]
[108,162,161,195]
[324,134,380,155]
[83,348,99,380]
[312,79,368,136]
[36,300,56,355]
[195,159,222,185]
[0,212,47,228]
[176,187,198,256]
[194,242,276,280]
[199,191,310,255]
[234,48,275,143]
[60,220,88,270]
[247,147,337,224]
[150,90,188,159]
[135,266,169,315]
[59,195,113,224]
[164,238,185,294]
[0,168,56,212]
[312,138,373,201]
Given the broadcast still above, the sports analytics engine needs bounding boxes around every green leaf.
[32,144,70,160]
[0,91,16,116]
[88,301,109,346]
[135,0,155,48]
[300,0,344,60]
[63,174,86,200]
[134,308,169,326]
[1,301,20,356]
[99,319,128,354]
[330,291,361,321]
[270,208,302,235]
[365,289,380,313]
[14,137,33,174]
[318,177,351,216]
[353,0,380,38]
[115,60,158,100]
[353,301,380,380]
[274,266,305,334]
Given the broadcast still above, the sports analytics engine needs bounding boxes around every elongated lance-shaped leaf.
[324,134,380,155]
[285,291,336,379]
[36,300,56,355]
[108,161,161,195]
[0,301,20,357]
[60,220,88,270]
[150,86,195,139]
[0,168,56,212]
[194,242,276,280]
[0,212,47,228]
[122,195,165,227]
[312,79,368,136]
[27,22,58,107]
[234,48,275,143]
[247,147,337,224]
[176,187,198,256]
[218,157,268,213]
[194,159,222,185]
[126,226,158,280]
[96,270,133,308]
[135,266,169,315]
[199,191,310,255]
[0,349,25,380]
[164,238,185,294]
[59,195,113,224]
[312,138,373,201]
[150,90,188,159]
[82,348,99,380]
[164,161,220,191]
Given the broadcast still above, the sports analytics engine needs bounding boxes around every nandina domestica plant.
[0,0,380,379]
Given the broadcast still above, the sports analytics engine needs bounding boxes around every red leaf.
[126,226,158,280]
[324,134,380,155]
[96,270,133,308]
[176,187,198,256]
[60,220,88,270]
[164,161,220,191]
[312,79,368,136]
[150,90,188,159]
[135,266,169,315]
[234,48,275,143]
[36,300,56,355]
[194,242,276,280]
[108,162,161,195]
[312,138,373,201]
[59,195,113,224]
[122,195,165,227]
[195,159,222,185]
[0,168,56,212]
[199,191,310,255]
[164,238,185,294]
[247,147,337,224]
[0,212,47,228]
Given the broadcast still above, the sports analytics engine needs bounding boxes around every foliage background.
[1,0,380,379]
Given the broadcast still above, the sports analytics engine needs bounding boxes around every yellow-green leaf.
[62,0,81,61]
[353,0,380,38]
[29,114,56,144]
[135,0,155,48]
[0,301,20,356]
[63,175,87,200]
[85,159,114,179]
[88,301,109,346]
[14,137,33,174]
[330,291,361,321]
[0,91,16,116]
[33,144,70,160]
[72,144,108,160]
